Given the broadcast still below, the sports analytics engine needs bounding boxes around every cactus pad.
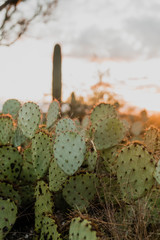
[93,118,126,150]
[32,131,53,179]
[63,173,98,210]
[0,115,14,145]
[84,143,97,171]
[55,118,77,134]
[12,126,28,147]
[46,100,60,129]
[0,182,21,206]
[35,181,54,234]
[2,99,21,119]
[54,131,86,175]
[69,217,98,240]
[18,102,41,138]
[19,148,37,184]
[100,145,122,174]
[116,142,156,201]
[0,197,17,239]
[49,159,68,192]
[40,215,62,240]
[0,146,23,183]
[90,103,118,128]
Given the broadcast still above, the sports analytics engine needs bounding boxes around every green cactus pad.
[0,146,23,183]
[100,145,122,174]
[32,131,53,179]
[2,99,21,119]
[54,131,86,175]
[18,102,41,138]
[69,217,98,240]
[40,215,62,240]
[19,148,37,184]
[83,142,97,171]
[46,100,60,129]
[35,181,54,235]
[62,173,98,210]
[0,197,17,240]
[55,118,77,135]
[0,182,21,206]
[90,103,118,128]
[93,118,126,150]
[12,126,28,147]
[116,142,156,201]
[0,115,14,145]
[49,159,68,192]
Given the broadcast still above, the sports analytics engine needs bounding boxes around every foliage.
[0,98,160,239]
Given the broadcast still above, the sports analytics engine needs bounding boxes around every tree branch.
[0,0,58,46]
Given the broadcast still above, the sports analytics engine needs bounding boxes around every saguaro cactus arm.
[52,43,62,102]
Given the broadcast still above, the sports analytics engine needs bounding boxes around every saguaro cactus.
[52,43,62,102]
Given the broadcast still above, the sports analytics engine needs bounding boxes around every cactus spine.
[52,44,62,102]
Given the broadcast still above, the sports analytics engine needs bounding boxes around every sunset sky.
[0,0,160,113]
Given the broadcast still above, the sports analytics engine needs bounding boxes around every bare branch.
[0,0,21,11]
[0,0,58,46]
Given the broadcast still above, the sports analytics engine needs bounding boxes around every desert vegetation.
[0,98,160,240]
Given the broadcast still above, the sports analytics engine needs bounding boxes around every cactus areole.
[52,43,62,102]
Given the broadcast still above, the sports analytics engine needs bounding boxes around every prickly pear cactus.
[0,115,14,145]
[90,103,118,128]
[12,126,28,147]
[35,181,54,235]
[0,197,17,240]
[54,131,86,175]
[40,215,62,240]
[116,142,156,201]
[46,100,60,129]
[32,131,53,179]
[100,145,122,175]
[19,148,37,184]
[18,102,41,138]
[0,146,23,183]
[0,182,21,206]
[85,150,97,172]
[83,142,97,171]
[69,217,98,240]
[49,159,68,192]
[62,173,98,210]
[55,118,77,135]
[93,118,126,150]
[2,99,21,119]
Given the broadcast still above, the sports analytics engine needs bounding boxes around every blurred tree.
[0,0,58,46]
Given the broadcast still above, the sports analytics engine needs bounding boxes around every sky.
[1,0,160,113]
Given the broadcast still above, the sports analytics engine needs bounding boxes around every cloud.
[29,0,160,61]
[125,15,160,58]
